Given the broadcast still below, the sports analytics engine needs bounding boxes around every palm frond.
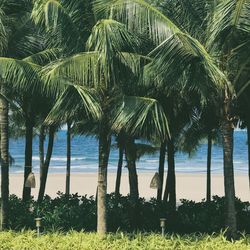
[41,52,102,96]
[232,39,250,95]
[118,52,150,75]
[86,19,144,86]
[0,8,8,54]
[93,0,228,98]
[24,48,63,66]
[41,50,148,96]
[0,57,41,92]
[135,143,158,160]
[45,85,101,125]
[86,19,141,53]
[144,33,226,94]
[32,0,81,51]
[112,96,169,140]
[73,119,99,137]
[209,0,250,48]
[6,9,43,59]
[156,0,212,41]
[93,0,180,44]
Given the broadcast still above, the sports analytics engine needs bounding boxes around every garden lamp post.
[160,218,166,236]
[35,218,41,237]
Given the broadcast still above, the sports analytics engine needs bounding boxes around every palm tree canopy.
[94,0,228,101]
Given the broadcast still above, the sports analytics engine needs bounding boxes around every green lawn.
[0,231,249,250]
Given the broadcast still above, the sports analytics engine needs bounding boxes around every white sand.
[8,170,249,202]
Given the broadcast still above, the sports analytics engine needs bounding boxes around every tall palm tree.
[0,82,9,230]
[96,0,242,238]
[42,24,168,235]
[0,0,42,229]
[0,61,40,228]
[207,0,250,238]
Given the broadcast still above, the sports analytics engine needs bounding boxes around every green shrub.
[7,194,250,234]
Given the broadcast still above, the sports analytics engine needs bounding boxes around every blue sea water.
[9,130,248,174]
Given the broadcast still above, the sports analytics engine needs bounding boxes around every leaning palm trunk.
[22,118,33,201]
[97,120,111,234]
[157,140,167,202]
[37,126,55,203]
[163,139,176,211]
[206,130,212,202]
[39,126,45,181]
[247,123,250,189]
[115,145,123,197]
[125,137,139,201]
[0,83,9,230]
[221,93,237,239]
[65,121,71,196]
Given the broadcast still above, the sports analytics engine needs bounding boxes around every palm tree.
[207,0,250,238]
[0,61,40,228]
[0,0,42,229]
[96,0,243,238]
[31,0,170,234]
[0,82,9,230]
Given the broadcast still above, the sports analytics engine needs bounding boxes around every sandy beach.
[8,171,249,202]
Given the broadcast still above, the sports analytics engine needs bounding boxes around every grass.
[0,231,250,250]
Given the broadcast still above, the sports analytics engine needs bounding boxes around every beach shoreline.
[6,171,249,202]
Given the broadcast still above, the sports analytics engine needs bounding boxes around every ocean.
[9,130,248,175]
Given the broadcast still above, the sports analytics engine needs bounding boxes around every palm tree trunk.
[127,158,139,201]
[125,137,139,201]
[125,136,139,230]
[0,83,9,230]
[97,122,111,234]
[206,130,212,202]
[163,139,176,211]
[22,118,33,201]
[65,121,71,196]
[157,140,167,202]
[39,126,45,181]
[115,145,123,197]
[247,123,250,189]
[37,126,55,203]
[221,95,237,239]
